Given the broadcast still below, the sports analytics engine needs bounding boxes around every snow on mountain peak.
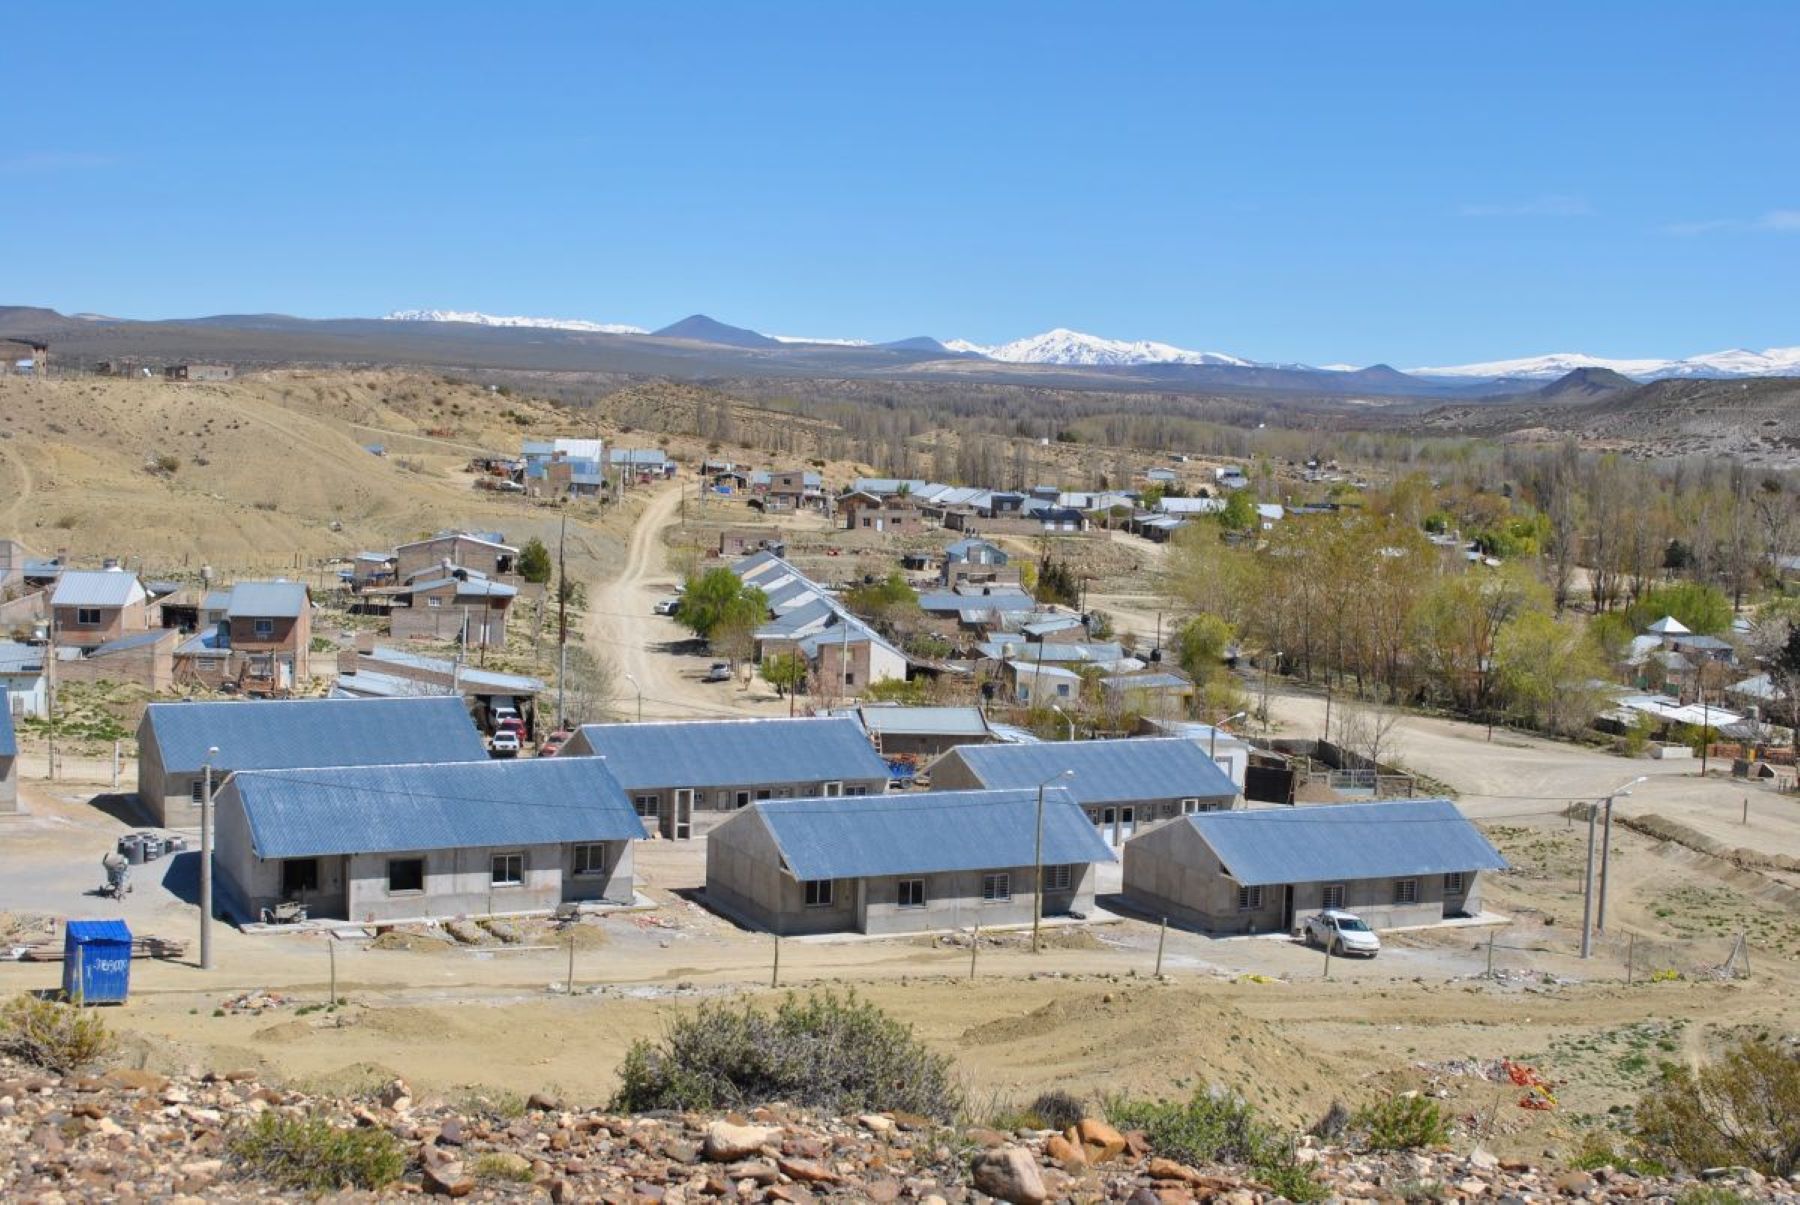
[974,328,1255,367]
[1408,346,1800,381]
[384,309,645,335]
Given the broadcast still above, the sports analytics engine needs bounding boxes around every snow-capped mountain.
[384,309,645,335]
[1409,347,1800,382]
[962,328,1256,367]
[769,334,872,346]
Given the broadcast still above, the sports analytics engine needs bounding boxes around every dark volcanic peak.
[1535,366,1637,399]
[878,336,955,354]
[651,314,781,349]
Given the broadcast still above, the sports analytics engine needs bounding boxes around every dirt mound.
[370,929,453,953]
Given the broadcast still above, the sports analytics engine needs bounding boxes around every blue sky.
[3,2,1794,365]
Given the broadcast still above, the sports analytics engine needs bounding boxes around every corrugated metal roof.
[0,702,15,757]
[0,640,42,674]
[1182,799,1508,887]
[944,737,1236,805]
[66,919,131,944]
[231,758,646,859]
[854,706,991,738]
[91,630,174,656]
[176,628,227,656]
[143,696,487,772]
[570,717,887,790]
[750,787,1114,880]
[409,577,518,598]
[52,569,144,608]
[225,580,309,619]
[332,670,454,699]
[359,646,543,694]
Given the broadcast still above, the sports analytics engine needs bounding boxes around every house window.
[982,873,1011,902]
[755,789,772,801]
[633,794,660,818]
[1238,885,1264,911]
[1055,683,1071,697]
[1443,872,1465,893]
[76,608,102,626]
[822,781,843,798]
[844,670,856,686]
[1180,798,1200,815]
[845,785,868,797]
[189,778,207,804]
[803,879,834,908]
[897,878,925,908]
[1044,864,1073,892]
[735,791,751,809]
[572,844,607,877]
[1321,883,1345,911]
[388,858,425,894]
[492,852,524,887]
[281,858,319,896]
[427,597,442,608]
[253,619,274,638]
[1394,878,1419,905]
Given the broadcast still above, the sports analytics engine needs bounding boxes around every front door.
[672,789,695,840]
[1118,806,1137,844]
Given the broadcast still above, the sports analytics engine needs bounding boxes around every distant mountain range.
[380,309,1798,382]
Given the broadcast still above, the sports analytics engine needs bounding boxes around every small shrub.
[1675,1189,1749,1205]
[1029,1090,1086,1132]
[1310,1100,1351,1141]
[471,1153,534,1182]
[0,994,114,1073]
[153,453,180,474]
[1354,1093,1450,1151]
[1106,1088,1324,1201]
[1634,1036,1800,1177]
[610,990,961,1121]
[228,1112,403,1193]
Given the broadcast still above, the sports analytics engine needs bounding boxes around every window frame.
[571,843,608,877]
[281,858,319,896]
[803,879,834,908]
[981,872,1012,903]
[1394,878,1419,905]
[387,857,425,895]
[1237,884,1264,911]
[632,794,660,818]
[897,878,925,909]
[252,618,275,639]
[491,851,525,888]
[1321,883,1345,911]
[76,607,102,626]
[1443,871,1465,893]
[1044,864,1073,892]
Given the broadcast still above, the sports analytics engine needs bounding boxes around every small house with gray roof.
[394,531,518,583]
[929,737,1238,846]
[558,716,890,839]
[136,695,489,827]
[705,788,1114,936]
[51,568,150,650]
[1121,799,1506,935]
[392,569,517,646]
[214,757,645,924]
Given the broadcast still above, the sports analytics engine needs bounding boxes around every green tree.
[1176,614,1234,686]
[679,568,768,642]
[759,651,808,697]
[516,537,553,584]
[1218,490,1258,533]
[1625,581,1732,636]
[1494,611,1608,737]
[1035,558,1080,607]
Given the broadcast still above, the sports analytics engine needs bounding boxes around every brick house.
[50,569,150,651]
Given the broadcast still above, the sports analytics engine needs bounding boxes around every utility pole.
[201,748,219,971]
[556,513,568,728]
[1032,769,1075,953]
[1579,800,1597,959]
[1596,776,1645,936]
[44,616,56,782]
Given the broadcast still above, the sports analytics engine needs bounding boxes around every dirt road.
[583,485,781,720]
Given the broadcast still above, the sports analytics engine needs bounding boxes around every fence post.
[1323,934,1332,979]
[771,935,780,988]
[1154,918,1167,978]
[567,929,576,996]
[1486,931,1495,979]
[1626,932,1635,985]
[328,941,337,1008]
[1742,796,1749,825]
[112,740,121,790]
[969,925,979,980]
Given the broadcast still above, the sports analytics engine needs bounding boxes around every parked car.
[489,730,522,758]
[653,598,680,616]
[495,716,526,739]
[703,661,732,683]
[1303,909,1380,957]
[537,727,575,757]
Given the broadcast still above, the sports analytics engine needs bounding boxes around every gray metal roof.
[854,706,991,738]
[943,737,1237,805]
[52,569,144,608]
[0,640,42,675]
[142,696,488,773]
[1181,799,1509,887]
[90,630,173,656]
[569,717,888,790]
[0,702,14,757]
[231,758,646,859]
[225,580,310,619]
[749,787,1114,880]
[359,646,544,694]
[409,576,518,598]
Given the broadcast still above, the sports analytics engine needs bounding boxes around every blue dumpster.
[63,920,133,1005]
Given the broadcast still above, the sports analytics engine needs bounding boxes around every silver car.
[1304,909,1381,957]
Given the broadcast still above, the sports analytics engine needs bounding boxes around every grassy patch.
[0,994,113,1073]
[228,1113,404,1193]
[1106,1088,1325,1202]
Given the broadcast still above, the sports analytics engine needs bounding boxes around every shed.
[63,920,133,1004]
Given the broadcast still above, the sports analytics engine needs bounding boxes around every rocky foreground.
[1,1059,1793,1203]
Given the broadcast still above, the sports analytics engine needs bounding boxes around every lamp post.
[1033,768,1076,954]
[1595,775,1647,936]
[1211,710,1247,762]
[1051,703,1074,742]
[1260,651,1284,736]
[201,746,219,971]
[624,673,643,724]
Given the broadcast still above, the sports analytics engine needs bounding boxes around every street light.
[1033,768,1076,954]
[624,673,643,724]
[1050,703,1075,742]
[1260,651,1284,736]
[1594,775,1648,940]
[1211,710,1247,761]
[201,746,219,971]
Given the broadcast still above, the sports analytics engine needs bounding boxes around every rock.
[858,1114,895,1136]
[422,1157,475,1197]
[1458,1176,1490,1196]
[970,1147,1047,1205]
[483,1151,533,1178]
[1076,1118,1127,1164]
[1552,1170,1597,1194]
[964,1126,1009,1149]
[437,1117,465,1146]
[378,1078,412,1109]
[1044,1134,1086,1169]
[777,1156,838,1183]
[526,1091,563,1112]
[101,1069,169,1094]
[1469,1148,1500,1171]
[864,1178,902,1202]
[703,1121,777,1162]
